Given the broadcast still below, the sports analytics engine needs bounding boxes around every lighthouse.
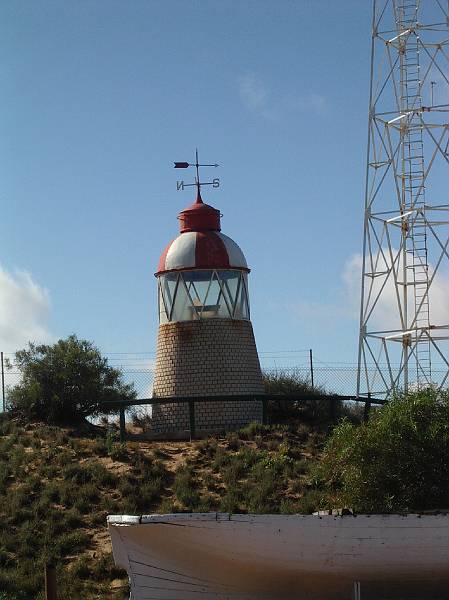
[151,154,264,436]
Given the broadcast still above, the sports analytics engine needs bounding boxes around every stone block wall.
[152,319,264,435]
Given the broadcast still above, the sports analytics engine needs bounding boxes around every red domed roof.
[156,191,248,275]
[156,231,248,275]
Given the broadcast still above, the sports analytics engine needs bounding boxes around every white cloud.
[0,264,53,353]
[238,73,327,120]
[286,250,449,334]
[343,252,449,330]
[239,74,269,114]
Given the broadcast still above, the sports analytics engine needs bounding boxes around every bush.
[263,371,340,423]
[57,530,90,555]
[315,389,449,513]
[173,465,200,509]
[6,335,136,424]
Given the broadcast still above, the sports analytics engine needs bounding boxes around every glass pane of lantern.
[183,271,212,311]
[200,272,226,318]
[217,270,240,312]
[158,284,169,323]
[234,273,250,320]
[171,275,197,321]
[161,273,178,317]
[241,274,250,318]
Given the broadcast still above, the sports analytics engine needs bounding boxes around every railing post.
[1,352,5,412]
[330,395,337,422]
[363,392,372,422]
[188,400,196,441]
[352,580,361,600]
[45,564,57,600]
[119,406,126,442]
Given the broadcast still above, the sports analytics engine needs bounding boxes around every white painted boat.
[108,512,449,599]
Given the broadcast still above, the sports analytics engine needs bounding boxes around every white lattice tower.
[357,0,449,399]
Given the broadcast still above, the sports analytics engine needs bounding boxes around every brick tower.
[151,178,264,437]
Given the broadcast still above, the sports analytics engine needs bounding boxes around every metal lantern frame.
[157,269,250,323]
[357,0,449,398]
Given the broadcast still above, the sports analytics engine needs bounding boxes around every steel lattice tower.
[357,0,449,399]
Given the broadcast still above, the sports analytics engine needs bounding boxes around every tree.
[7,335,136,424]
[315,389,449,513]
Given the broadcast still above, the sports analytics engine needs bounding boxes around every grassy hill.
[0,414,333,599]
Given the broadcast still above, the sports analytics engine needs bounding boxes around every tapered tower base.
[152,319,264,435]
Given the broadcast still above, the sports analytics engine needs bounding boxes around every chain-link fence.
[101,365,449,400]
[2,350,448,410]
[115,365,362,399]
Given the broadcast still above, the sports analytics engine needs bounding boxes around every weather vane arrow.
[174,149,220,193]
[174,161,219,169]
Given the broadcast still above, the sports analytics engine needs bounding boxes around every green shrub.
[238,421,266,440]
[212,446,229,471]
[0,415,18,436]
[225,431,241,450]
[71,555,91,579]
[297,488,326,514]
[76,483,100,508]
[263,371,340,423]
[222,461,245,486]
[91,553,127,582]
[118,476,135,499]
[0,592,21,600]
[279,498,299,514]
[57,530,90,555]
[90,437,109,456]
[197,437,218,457]
[173,465,200,509]
[105,432,128,461]
[152,447,167,460]
[0,464,10,494]
[245,464,280,513]
[219,488,241,513]
[136,479,164,510]
[315,389,449,513]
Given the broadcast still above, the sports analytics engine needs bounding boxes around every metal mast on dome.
[357,1,449,399]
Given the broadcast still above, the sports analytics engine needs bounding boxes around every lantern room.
[155,193,250,323]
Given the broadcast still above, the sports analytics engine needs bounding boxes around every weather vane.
[174,149,220,194]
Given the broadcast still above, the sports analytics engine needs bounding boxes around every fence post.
[1,352,5,412]
[363,393,372,422]
[309,348,314,389]
[119,406,126,442]
[330,395,337,422]
[188,400,196,441]
[45,564,57,600]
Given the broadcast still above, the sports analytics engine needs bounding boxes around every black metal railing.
[103,393,386,441]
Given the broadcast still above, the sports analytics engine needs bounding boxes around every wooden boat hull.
[108,512,449,599]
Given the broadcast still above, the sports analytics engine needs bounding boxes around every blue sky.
[1,1,373,368]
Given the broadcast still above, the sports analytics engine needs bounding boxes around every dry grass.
[0,414,338,599]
